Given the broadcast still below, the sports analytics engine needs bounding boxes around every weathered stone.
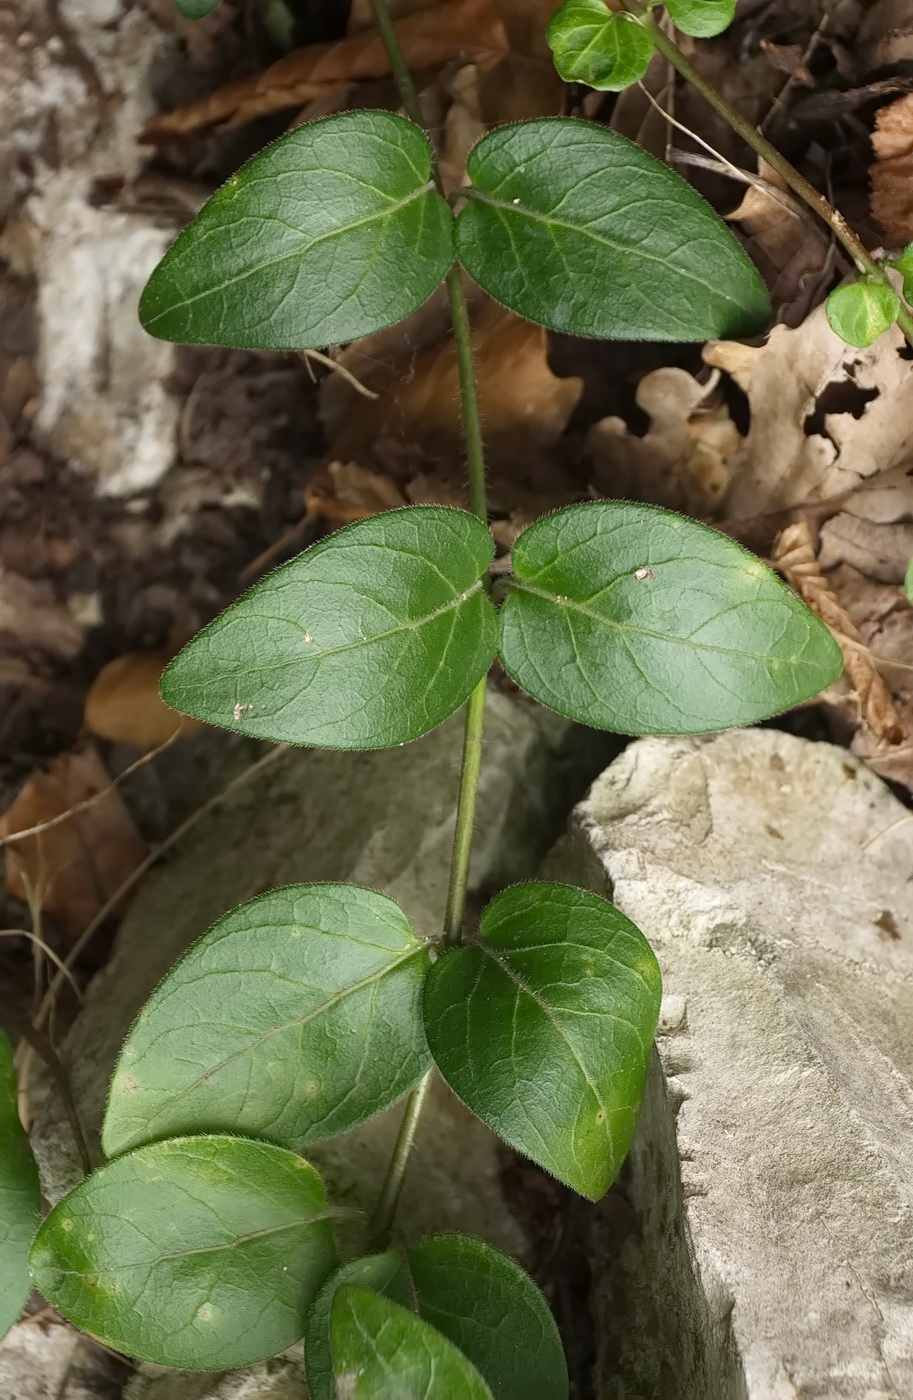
[551,729,913,1400]
[0,1317,128,1398]
[26,690,612,1397]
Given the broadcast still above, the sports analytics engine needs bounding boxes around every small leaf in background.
[896,243,913,302]
[825,282,900,349]
[456,118,771,340]
[497,501,844,734]
[0,746,147,939]
[103,884,431,1157]
[173,0,222,17]
[140,111,453,352]
[664,0,736,39]
[330,1285,494,1399]
[547,0,654,91]
[306,1233,568,1400]
[906,556,913,601]
[30,1136,338,1369]
[0,1033,41,1342]
[85,650,200,750]
[424,883,661,1200]
[160,506,498,750]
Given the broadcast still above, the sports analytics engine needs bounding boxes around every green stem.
[367,1069,433,1249]
[366,0,490,1246]
[623,2,913,348]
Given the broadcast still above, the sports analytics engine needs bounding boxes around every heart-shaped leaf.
[30,1136,338,1368]
[825,281,899,349]
[307,1234,567,1400]
[140,110,453,351]
[103,884,431,1157]
[330,1285,494,1399]
[0,1033,41,1341]
[160,506,497,749]
[548,0,654,91]
[455,118,770,341]
[665,0,735,37]
[497,501,843,734]
[423,883,661,1200]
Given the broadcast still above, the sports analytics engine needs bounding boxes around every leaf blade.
[825,282,899,349]
[102,884,431,1157]
[160,506,497,749]
[665,0,735,38]
[0,1033,41,1341]
[456,118,770,341]
[548,0,654,91]
[497,501,843,735]
[423,883,662,1200]
[330,1285,494,1399]
[30,1136,338,1369]
[140,110,453,351]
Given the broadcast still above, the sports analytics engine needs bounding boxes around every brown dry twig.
[775,519,903,745]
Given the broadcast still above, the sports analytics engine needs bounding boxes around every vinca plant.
[0,1,851,1393]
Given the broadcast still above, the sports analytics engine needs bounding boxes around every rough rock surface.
[552,729,913,1400]
[24,691,611,1399]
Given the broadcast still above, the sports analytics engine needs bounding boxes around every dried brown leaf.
[587,367,739,514]
[859,0,913,74]
[0,567,84,659]
[304,460,407,523]
[85,650,201,751]
[706,306,913,520]
[144,0,509,138]
[871,92,913,247]
[0,746,147,939]
[775,519,901,744]
[818,514,913,586]
[728,159,833,326]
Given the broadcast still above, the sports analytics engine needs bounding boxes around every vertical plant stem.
[366,0,491,1246]
[622,2,913,348]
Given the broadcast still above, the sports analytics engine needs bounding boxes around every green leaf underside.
[423,883,661,1200]
[665,0,736,38]
[547,0,654,91]
[497,501,843,735]
[825,282,899,349]
[103,885,430,1159]
[30,1137,337,1370]
[173,0,222,17]
[455,119,770,341]
[307,1234,568,1400]
[160,507,497,749]
[139,111,453,351]
[0,1033,41,1341]
[330,1285,494,1400]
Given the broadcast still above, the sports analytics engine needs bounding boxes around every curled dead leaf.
[0,746,147,939]
[144,0,509,138]
[85,650,201,750]
[728,159,833,326]
[871,91,913,247]
[303,460,407,524]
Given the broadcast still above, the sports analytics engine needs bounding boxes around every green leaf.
[423,883,662,1200]
[547,0,654,91]
[306,1234,568,1400]
[30,1136,337,1369]
[139,111,453,351]
[665,0,735,38]
[455,118,770,341]
[103,884,431,1158]
[173,0,222,18]
[906,557,913,602]
[329,1285,494,1399]
[825,281,899,348]
[497,501,843,734]
[895,243,913,303]
[0,1033,41,1341]
[160,506,497,749]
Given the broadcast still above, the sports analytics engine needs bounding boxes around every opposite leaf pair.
[548,0,735,94]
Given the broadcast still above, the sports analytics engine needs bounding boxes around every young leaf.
[103,884,431,1158]
[497,501,843,735]
[423,883,661,1200]
[306,1234,568,1400]
[330,1285,494,1399]
[29,1136,338,1369]
[825,281,900,349]
[547,0,654,91]
[455,118,770,341]
[895,243,913,303]
[174,0,222,17]
[664,0,736,38]
[160,506,497,749]
[140,110,453,351]
[0,1033,41,1341]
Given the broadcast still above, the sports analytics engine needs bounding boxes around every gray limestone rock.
[551,729,913,1400]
